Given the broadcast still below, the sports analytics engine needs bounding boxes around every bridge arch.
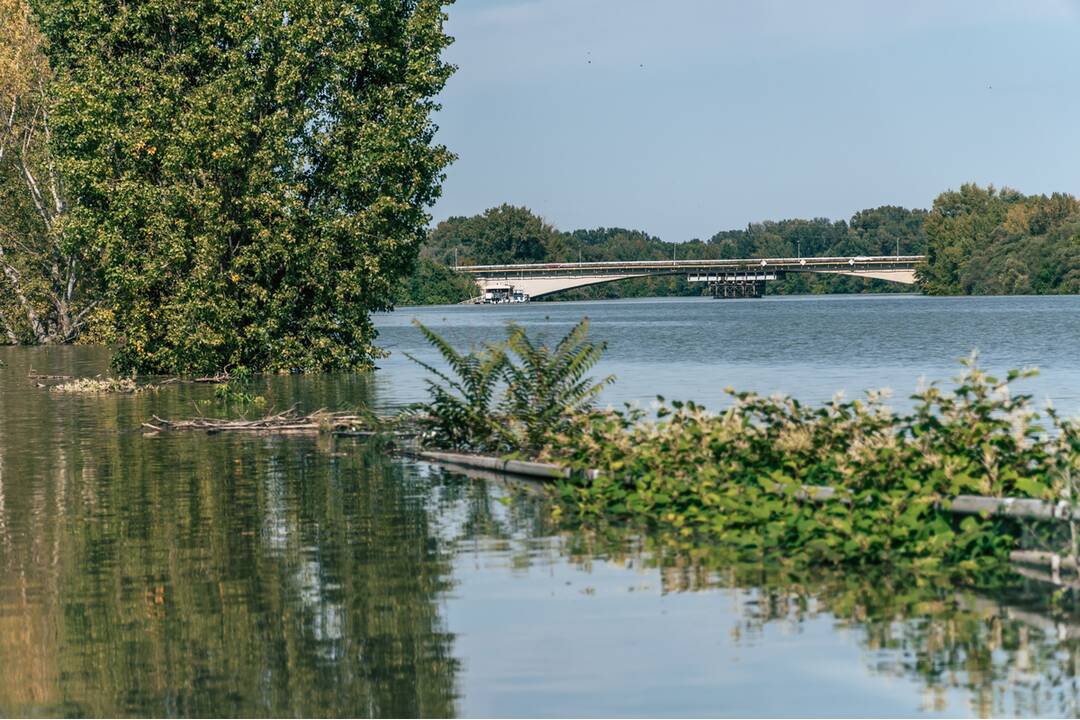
[458,256,923,300]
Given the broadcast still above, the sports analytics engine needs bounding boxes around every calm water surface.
[373,294,1080,413]
[1,295,1080,717]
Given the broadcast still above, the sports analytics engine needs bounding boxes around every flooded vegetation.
[5,298,1080,716]
[4,0,1079,714]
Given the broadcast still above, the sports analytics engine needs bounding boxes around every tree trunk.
[0,308,17,344]
[0,250,46,341]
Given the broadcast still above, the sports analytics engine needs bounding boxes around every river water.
[374,294,1080,414]
[1,295,1080,717]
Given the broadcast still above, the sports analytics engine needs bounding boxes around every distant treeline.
[396,184,1080,305]
[919,185,1080,295]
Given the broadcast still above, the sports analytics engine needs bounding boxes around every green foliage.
[412,205,928,302]
[410,322,1080,570]
[500,320,612,450]
[210,367,266,408]
[406,321,508,452]
[548,357,1080,569]
[395,257,477,306]
[424,204,564,266]
[34,0,455,373]
[919,184,1080,295]
[407,318,609,452]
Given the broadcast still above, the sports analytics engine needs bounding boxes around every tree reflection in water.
[1,345,1079,717]
[0,348,457,716]
[439,466,1080,718]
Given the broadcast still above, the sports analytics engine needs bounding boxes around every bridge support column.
[709,278,765,299]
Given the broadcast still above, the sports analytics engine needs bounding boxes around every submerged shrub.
[500,321,613,451]
[549,357,1080,569]
[407,318,611,453]
[406,321,509,452]
[412,321,1080,570]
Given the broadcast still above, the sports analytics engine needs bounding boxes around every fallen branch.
[143,409,408,436]
[157,373,232,385]
[28,368,73,379]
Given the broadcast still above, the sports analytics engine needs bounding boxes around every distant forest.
[395,184,1080,305]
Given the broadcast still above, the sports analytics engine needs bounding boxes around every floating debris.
[51,377,151,394]
[142,409,405,436]
[157,373,233,385]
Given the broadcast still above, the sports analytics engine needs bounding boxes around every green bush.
[411,320,1080,571]
[407,318,610,452]
[549,358,1080,569]
[406,321,509,453]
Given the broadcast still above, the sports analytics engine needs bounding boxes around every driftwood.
[417,450,573,480]
[52,377,149,394]
[950,494,1080,522]
[142,409,409,436]
[39,372,234,389]
[157,373,233,385]
[1011,550,1079,572]
[145,409,360,435]
[27,368,73,380]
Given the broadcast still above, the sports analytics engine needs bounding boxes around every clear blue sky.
[430,0,1080,242]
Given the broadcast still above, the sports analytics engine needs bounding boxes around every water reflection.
[432,465,1080,718]
[0,348,457,716]
[1,345,1080,716]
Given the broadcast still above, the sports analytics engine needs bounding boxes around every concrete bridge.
[457,255,925,300]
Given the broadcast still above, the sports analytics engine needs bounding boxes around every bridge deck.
[458,255,925,275]
[456,256,926,299]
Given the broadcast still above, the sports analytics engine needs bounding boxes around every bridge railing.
[457,255,926,274]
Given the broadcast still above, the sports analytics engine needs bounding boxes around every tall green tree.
[918,184,1017,295]
[395,257,475,305]
[937,190,1080,295]
[432,204,562,266]
[34,0,455,373]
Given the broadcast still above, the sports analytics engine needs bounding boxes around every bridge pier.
[694,271,774,299]
[709,277,766,299]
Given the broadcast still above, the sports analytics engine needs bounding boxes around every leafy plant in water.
[406,321,509,452]
[410,323,1080,571]
[500,320,612,452]
[210,367,265,408]
[407,318,611,452]
[548,355,1080,570]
